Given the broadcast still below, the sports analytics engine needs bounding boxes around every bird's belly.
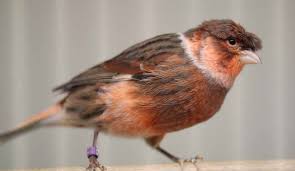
[97,82,160,137]
[146,96,225,134]
[98,110,160,137]
[150,113,216,134]
[96,81,226,137]
[99,99,223,137]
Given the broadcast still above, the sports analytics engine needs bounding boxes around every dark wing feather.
[53,66,119,92]
[53,33,183,93]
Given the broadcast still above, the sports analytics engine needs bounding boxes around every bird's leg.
[145,136,203,171]
[155,146,203,171]
[86,129,106,171]
[155,146,179,162]
[155,146,186,171]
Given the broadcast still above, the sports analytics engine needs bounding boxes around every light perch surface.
[3,160,295,171]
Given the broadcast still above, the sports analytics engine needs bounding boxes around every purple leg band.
[87,146,98,158]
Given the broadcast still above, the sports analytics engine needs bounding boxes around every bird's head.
[182,19,262,88]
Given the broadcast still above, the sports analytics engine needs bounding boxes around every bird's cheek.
[228,57,244,76]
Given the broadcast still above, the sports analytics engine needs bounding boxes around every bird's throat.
[178,33,239,89]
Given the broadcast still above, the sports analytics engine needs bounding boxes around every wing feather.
[54,33,183,93]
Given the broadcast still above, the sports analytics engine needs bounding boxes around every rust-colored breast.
[141,64,228,135]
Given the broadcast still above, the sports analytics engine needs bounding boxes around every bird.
[0,19,262,171]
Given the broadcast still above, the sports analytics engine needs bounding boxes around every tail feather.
[0,103,62,144]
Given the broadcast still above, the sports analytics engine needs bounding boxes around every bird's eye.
[227,37,237,46]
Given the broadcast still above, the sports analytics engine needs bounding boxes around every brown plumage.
[0,19,262,170]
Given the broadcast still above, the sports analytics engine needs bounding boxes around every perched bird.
[0,19,262,170]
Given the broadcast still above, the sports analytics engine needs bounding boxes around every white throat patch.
[177,32,234,89]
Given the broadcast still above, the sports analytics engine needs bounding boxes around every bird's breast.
[146,83,227,134]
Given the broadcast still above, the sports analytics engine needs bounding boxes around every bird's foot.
[177,155,204,171]
[86,146,106,171]
[86,155,106,171]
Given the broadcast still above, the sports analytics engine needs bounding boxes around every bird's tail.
[0,102,63,145]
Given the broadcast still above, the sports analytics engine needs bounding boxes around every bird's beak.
[240,50,261,64]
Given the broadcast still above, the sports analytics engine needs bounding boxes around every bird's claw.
[86,163,106,171]
[184,155,204,163]
[86,155,107,171]
[177,155,203,171]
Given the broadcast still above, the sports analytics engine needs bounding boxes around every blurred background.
[0,0,295,169]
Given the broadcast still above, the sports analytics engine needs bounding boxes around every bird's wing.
[54,33,184,93]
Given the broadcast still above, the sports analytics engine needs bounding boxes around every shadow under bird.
[0,19,262,170]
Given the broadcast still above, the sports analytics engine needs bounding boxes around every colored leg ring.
[87,146,98,158]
